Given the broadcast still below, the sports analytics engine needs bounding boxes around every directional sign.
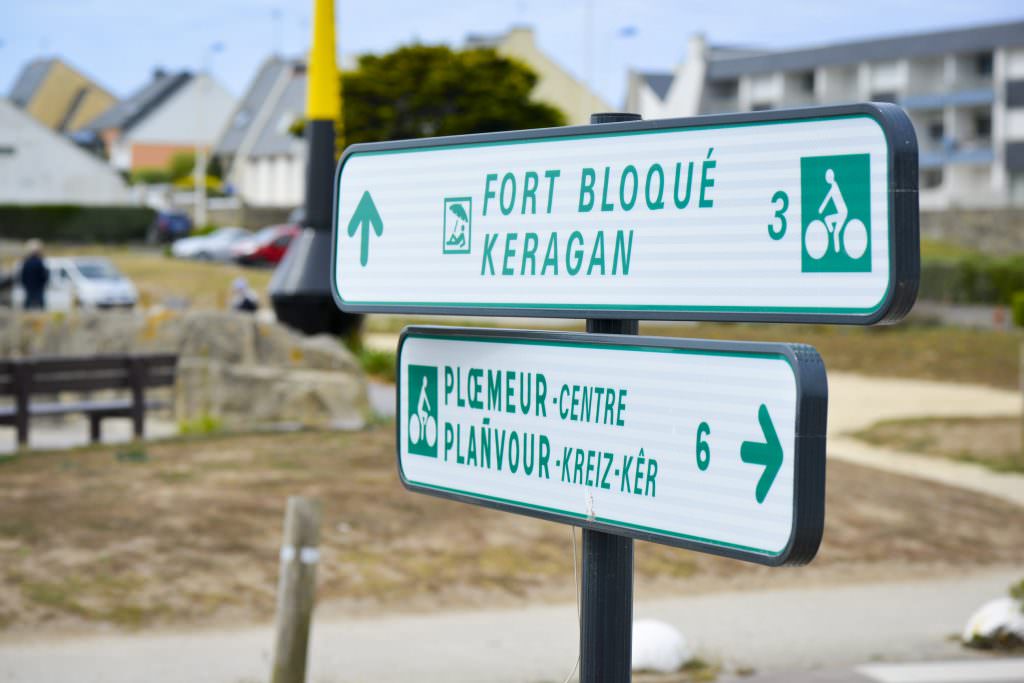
[397,327,828,566]
[333,103,918,324]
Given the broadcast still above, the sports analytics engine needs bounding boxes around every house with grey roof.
[214,57,307,208]
[8,57,116,134]
[84,68,235,173]
[624,20,1024,209]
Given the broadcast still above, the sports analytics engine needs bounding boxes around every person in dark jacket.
[20,239,49,310]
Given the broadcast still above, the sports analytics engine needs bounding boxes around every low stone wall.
[0,309,369,431]
[921,209,1024,254]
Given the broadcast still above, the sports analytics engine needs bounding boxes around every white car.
[12,257,138,311]
[171,226,251,261]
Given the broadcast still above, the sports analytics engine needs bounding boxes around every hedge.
[0,205,156,243]
[920,253,1024,305]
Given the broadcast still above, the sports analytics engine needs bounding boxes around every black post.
[580,111,641,683]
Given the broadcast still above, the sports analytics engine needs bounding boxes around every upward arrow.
[740,404,783,504]
[347,190,383,267]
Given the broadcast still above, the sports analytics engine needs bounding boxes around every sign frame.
[395,325,828,566]
[332,102,919,325]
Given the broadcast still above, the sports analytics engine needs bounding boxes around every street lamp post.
[194,41,223,230]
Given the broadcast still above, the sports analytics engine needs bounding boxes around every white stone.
[631,619,691,673]
[962,596,1024,644]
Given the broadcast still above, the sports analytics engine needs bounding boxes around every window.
[921,168,943,189]
[708,79,738,99]
[870,91,898,103]
[975,52,993,77]
[797,71,815,93]
[751,103,772,111]
[974,112,992,139]
[927,120,944,142]
[0,145,14,156]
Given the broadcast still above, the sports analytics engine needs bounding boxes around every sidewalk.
[1,567,1018,683]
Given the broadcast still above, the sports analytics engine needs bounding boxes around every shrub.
[130,167,171,184]
[0,205,156,243]
[1012,293,1024,327]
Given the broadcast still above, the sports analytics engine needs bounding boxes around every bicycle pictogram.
[800,154,871,273]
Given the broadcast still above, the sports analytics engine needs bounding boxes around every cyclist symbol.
[804,168,868,261]
[408,374,437,449]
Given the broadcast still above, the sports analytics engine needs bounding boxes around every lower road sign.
[397,327,828,566]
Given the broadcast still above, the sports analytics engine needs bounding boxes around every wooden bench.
[0,354,177,448]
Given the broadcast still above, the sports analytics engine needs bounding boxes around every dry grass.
[367,316,1024,390]
[45,245,273,310]
[854,416,1024,473]
[0,424,1022,635]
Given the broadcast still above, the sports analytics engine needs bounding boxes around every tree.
[339,44,566,147]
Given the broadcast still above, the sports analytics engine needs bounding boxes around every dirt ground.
[0,423,1022,637]
[855,416,1024,473]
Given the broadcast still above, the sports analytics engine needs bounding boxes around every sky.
[2,0,1022,109]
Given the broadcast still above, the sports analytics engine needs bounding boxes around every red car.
[231,225,300,266]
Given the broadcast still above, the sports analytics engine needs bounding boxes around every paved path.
[0,567,1018,683]
[0,415,178,455]
[732,658,1024,683]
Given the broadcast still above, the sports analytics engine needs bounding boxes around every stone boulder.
[0,308,370,431]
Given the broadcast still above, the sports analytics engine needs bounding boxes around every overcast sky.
[2,0,1022,108]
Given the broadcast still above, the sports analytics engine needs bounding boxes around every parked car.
[148,211,192,243]
[171,226,251,261]
[231,225,300,266]
[11,257,138,310]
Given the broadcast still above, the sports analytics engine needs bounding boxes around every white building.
[0,98,133,205]
[214,57,307,209]
[626,20,1024,209]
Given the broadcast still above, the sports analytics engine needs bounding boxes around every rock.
[632,619,691,673]
[176,359,368,430]
[963,596,1024,648]
[0,307,369,432]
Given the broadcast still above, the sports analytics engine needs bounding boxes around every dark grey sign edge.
[394,325,828,567]
[331,102,919,326]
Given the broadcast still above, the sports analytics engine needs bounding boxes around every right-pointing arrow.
[740,403,783,504]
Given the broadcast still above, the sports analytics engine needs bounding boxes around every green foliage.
[1012,292,1024,327]
[0,205,156,243]
[291,45,567,145]
[115,446,148,464]
[340,44,566,146]
[920,245,1024,306]
[167,151,195,181]
[359,347,397,382]
[1011,577,1024,607]
[130,167,172,184]
[191,224,220,237]
[178,413,223,436]
[206,155,224,180]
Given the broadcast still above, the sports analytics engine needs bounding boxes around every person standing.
[20,239,49,310]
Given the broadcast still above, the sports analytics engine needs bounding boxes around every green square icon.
[407,364,438,457]
[800,153,871,273]
[443,197,472,254]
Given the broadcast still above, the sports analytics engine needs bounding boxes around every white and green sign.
[397,327,827,566]
[333,104,918,324]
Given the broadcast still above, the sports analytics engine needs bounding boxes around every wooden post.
[271,496,322,683]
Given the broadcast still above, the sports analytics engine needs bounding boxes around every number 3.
[769,190,788,240]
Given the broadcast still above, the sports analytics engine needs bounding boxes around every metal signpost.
[331,105,919,682]
[332,103,918,324]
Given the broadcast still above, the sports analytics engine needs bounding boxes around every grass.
[358,347,397,382]
[853,415,1024,473]
[43,244,272,310]
[368,315,1024,390]
[1,426,1023,634]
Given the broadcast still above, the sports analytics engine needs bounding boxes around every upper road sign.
[332,103,919,324]
[397,326,828,566]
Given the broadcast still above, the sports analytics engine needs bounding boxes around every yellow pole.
[306,0,340,123]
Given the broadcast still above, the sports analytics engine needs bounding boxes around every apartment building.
[626,20,1024,209]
